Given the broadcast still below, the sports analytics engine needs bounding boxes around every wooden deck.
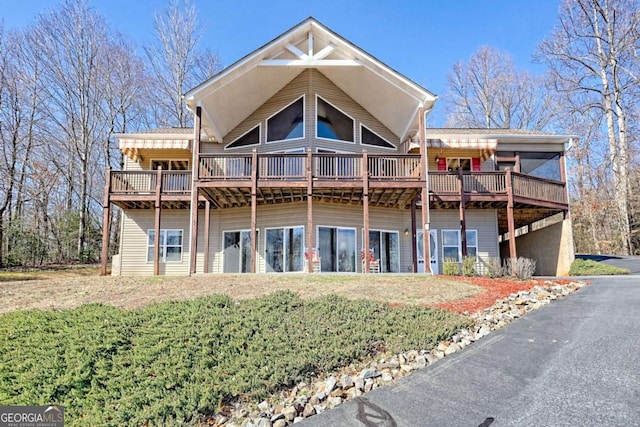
[107,154,568,226]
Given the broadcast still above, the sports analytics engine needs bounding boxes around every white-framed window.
[360,124,395,150]
[467,230,478,260]
[150,159,190,170]
[265,226,305,272]
[447,157,472,171]
[225,124,261,150]
[147,229,183,263]
[316,95,355,143]
[442,229,478,262]
[267,96,305,143]
[442,230,461,262]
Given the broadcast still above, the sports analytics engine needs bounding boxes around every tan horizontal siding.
[118,209,191,276]
[426,209,499,273]
[217,69,401,156]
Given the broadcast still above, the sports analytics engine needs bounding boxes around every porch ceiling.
[184,18,436,144]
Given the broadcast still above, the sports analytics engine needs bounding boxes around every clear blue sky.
[0,0,562,124]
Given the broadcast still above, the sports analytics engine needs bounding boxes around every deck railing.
[110,155,566,206]
[110,171,191,194]
[198,153,423,180]
[428,171,566,204]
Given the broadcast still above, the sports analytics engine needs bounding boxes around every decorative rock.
[272,421,286,427]
[256,418,272,427]
[282,406,296,422]
[302,403,316,418]
[257,401,270,413]
[313,405,325,415]
[364,379,374,392]
[293,416,305,423]
[340,374,354,389]
[270,413,284,423]
[361,368,381,379]
[354,376,365,392]
[327,396,343,408]
[444,342,461,355]
[324,376,337,394]
[380,372,394,382]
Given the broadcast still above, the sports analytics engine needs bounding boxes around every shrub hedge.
[0,291,470,426]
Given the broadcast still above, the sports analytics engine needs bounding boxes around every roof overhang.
[184,18,437,143]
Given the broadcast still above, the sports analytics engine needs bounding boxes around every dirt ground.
[0,268,482,314]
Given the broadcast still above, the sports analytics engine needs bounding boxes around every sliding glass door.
[265,226,304,272]
[223,230,253,273]
[318,226,356,272]
[368,230,400,273]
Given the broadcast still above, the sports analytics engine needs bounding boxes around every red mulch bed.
[433,276,574,314]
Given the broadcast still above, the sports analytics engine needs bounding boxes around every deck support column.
[203,200,211,273]
[154,166,163,276]
[100,169,111,276]
[410,199,418,273]
[306,149,314,272]
[189,106,202,275]
[362,151,370,273]
[418,107,431,274]
[250,149,258,273]
[458,167,468,258]
[506,168,517,259]
[559,150,570,221]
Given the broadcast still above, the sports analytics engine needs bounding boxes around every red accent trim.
[472,158,481,171]
[437,157,447,171]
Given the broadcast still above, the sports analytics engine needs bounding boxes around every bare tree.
[145,0,221,128]
[537,0,640,254]
[444,46,557,130]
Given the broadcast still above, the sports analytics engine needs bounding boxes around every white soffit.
[185,18,436,143]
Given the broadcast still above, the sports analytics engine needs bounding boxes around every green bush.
[462,256,477,277]
[443,258,460,276]
[569,258,629,276]
[0,291,470,426]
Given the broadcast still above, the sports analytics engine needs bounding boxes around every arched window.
[267,97,305,142]
[316,96,354,142]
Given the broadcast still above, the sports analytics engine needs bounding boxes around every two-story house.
[100,18,574,277]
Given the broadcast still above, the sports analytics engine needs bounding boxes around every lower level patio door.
[417,230,439,274]
[368,230,400,273]
[223,230,254,273]
[318,226,356,272]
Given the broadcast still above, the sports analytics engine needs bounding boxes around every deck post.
[250,149,258,273]
[154,166,163,276]
[459,167,467,258]
[362,151,370,273]
[410,199,418,272]
[418,107,431,273]
[306,149,314,272]
[559,151,570,220]
[505,168,517,259]
[203,200,211,273]
[100,169,111,276]
[189,106,202,275]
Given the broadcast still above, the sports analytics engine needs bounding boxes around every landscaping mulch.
[432,276,577,313]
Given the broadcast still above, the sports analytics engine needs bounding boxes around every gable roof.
[185,17,437,143]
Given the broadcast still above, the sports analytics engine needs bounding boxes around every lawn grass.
[569,258,630,275]
[0,291,471,426]
[0,273,481,314]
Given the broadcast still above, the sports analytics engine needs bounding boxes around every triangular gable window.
[267,97,304,142]
[316,96,354,142]
[361,125,395,149]
[226,125,260,149]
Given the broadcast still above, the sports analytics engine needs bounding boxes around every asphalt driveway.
[302,267,640,426]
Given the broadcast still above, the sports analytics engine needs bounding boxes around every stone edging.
[214,280,587,427]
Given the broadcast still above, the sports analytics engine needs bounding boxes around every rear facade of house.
[101,18,575,277]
